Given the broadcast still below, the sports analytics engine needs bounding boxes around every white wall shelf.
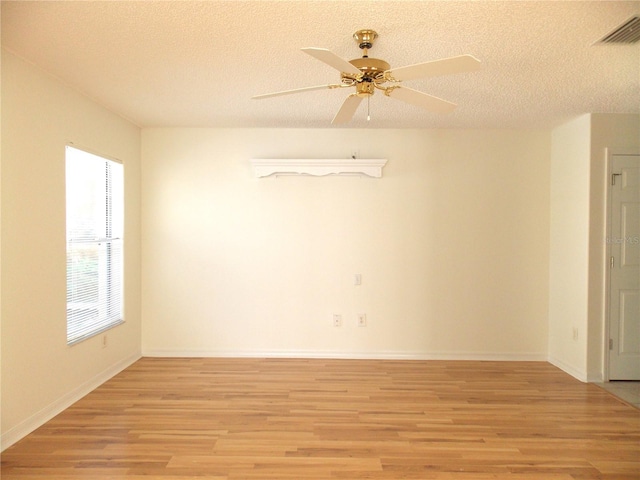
[250,159,388,178]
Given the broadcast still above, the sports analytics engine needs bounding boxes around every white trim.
[604,147,616,382]
[66,141,123,165]
[250,159,388,178]
[0,352,141,452]
[548,355,588,382]
[603,147,640,381]
[143,349,548,362]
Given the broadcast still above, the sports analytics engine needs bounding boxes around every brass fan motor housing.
[342,30,390,90]
[349,57,390,78]
[341,58,391,92]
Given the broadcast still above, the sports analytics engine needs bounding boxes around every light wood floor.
[2,358,639,479]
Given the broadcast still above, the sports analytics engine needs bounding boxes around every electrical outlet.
[572,327,579,341]
[354,274,362,286]
[357,313,367,327]
[333,314,342,327]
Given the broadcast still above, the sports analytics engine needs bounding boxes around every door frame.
[604,147,640,381]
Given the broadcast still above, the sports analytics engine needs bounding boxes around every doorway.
[607,150,640,380]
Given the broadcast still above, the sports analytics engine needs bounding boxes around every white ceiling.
[2,1,639,129]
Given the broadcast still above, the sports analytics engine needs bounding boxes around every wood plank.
[1,358,639,479]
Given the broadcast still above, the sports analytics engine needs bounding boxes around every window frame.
[65,144,124,345]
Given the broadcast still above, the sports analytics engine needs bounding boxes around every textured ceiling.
[2,1,639,129]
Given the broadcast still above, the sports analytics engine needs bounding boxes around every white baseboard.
[1,352,142,452]
[143,349,548,362]
[548,355,588,382]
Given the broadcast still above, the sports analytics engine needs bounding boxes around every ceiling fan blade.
[386,54,481,82]
[302,47,362,75]
[332,94,363,124]
[387,86,457,114]
[252,84,344,99]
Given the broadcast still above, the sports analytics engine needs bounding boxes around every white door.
[608,152,640,380]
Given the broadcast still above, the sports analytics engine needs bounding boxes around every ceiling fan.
[252,29,481,124]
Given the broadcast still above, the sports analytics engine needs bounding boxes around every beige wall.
[549,113,640,381]
[548,115,591,379]
[141,128,551,358]
[1,51,142,448]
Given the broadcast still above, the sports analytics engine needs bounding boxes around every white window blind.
[66,146,124,345]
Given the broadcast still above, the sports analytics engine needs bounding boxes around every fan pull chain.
[367,96,371,121]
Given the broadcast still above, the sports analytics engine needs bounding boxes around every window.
[66,145,124,344]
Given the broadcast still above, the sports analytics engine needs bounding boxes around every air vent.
[596,15,640,44]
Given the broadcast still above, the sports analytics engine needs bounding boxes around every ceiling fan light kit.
[252,29,481,125]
